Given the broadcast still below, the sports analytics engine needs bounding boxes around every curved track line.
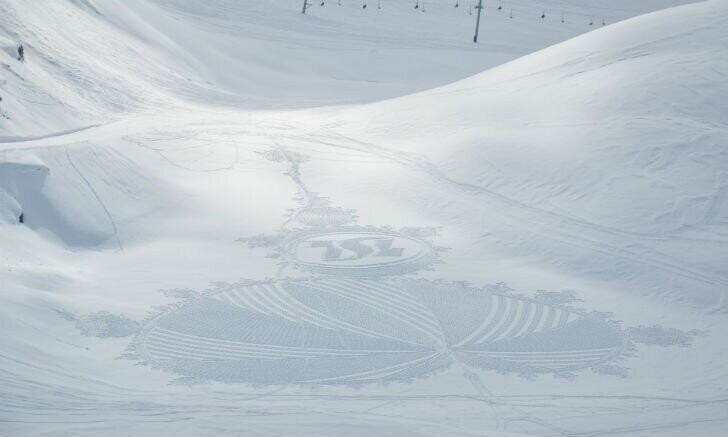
[301,281,444,344]
[65,146,123,251]
[453,294,501,347]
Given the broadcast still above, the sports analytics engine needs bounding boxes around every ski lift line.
[483,1,618,21]
[471,2,614,25]
[309,0,619,17]
[302,0,615,27]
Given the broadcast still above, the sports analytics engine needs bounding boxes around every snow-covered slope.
[324,0,728,310]
[0,0,694,138]
[1,1,727,436]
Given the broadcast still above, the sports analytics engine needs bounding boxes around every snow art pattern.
[127,148,700,385]
[135,278,626,384]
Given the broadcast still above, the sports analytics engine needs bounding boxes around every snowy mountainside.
[1,1,727,436]
[324,0,728,310]
[0,0,695,138]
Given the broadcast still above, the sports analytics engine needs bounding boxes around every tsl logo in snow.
[284,230,437,276]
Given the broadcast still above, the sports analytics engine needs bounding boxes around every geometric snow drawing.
[239,148,444,277]
[126,147,700,386]
[133,278,628,385]
[282,228,440,276]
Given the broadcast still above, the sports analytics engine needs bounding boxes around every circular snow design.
[283,230,437,276]
[136,279,625,385]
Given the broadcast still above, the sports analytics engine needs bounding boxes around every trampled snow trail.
[1,0,727,436]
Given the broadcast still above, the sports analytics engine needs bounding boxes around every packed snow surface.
[1,0,727,436]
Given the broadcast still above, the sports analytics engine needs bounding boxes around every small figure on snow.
[17,44,24,62]
[19,212,24,224]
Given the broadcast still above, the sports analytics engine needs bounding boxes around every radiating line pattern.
[137,278,625,384]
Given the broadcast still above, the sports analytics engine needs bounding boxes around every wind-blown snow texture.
[1,0,727,436]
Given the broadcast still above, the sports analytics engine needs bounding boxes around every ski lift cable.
[493,1,619,22]
[301,0,617,27]
[395,0,620,20]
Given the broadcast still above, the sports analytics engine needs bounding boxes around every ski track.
[64,146,124,251]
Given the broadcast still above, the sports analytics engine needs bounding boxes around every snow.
[1,0,727,436]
